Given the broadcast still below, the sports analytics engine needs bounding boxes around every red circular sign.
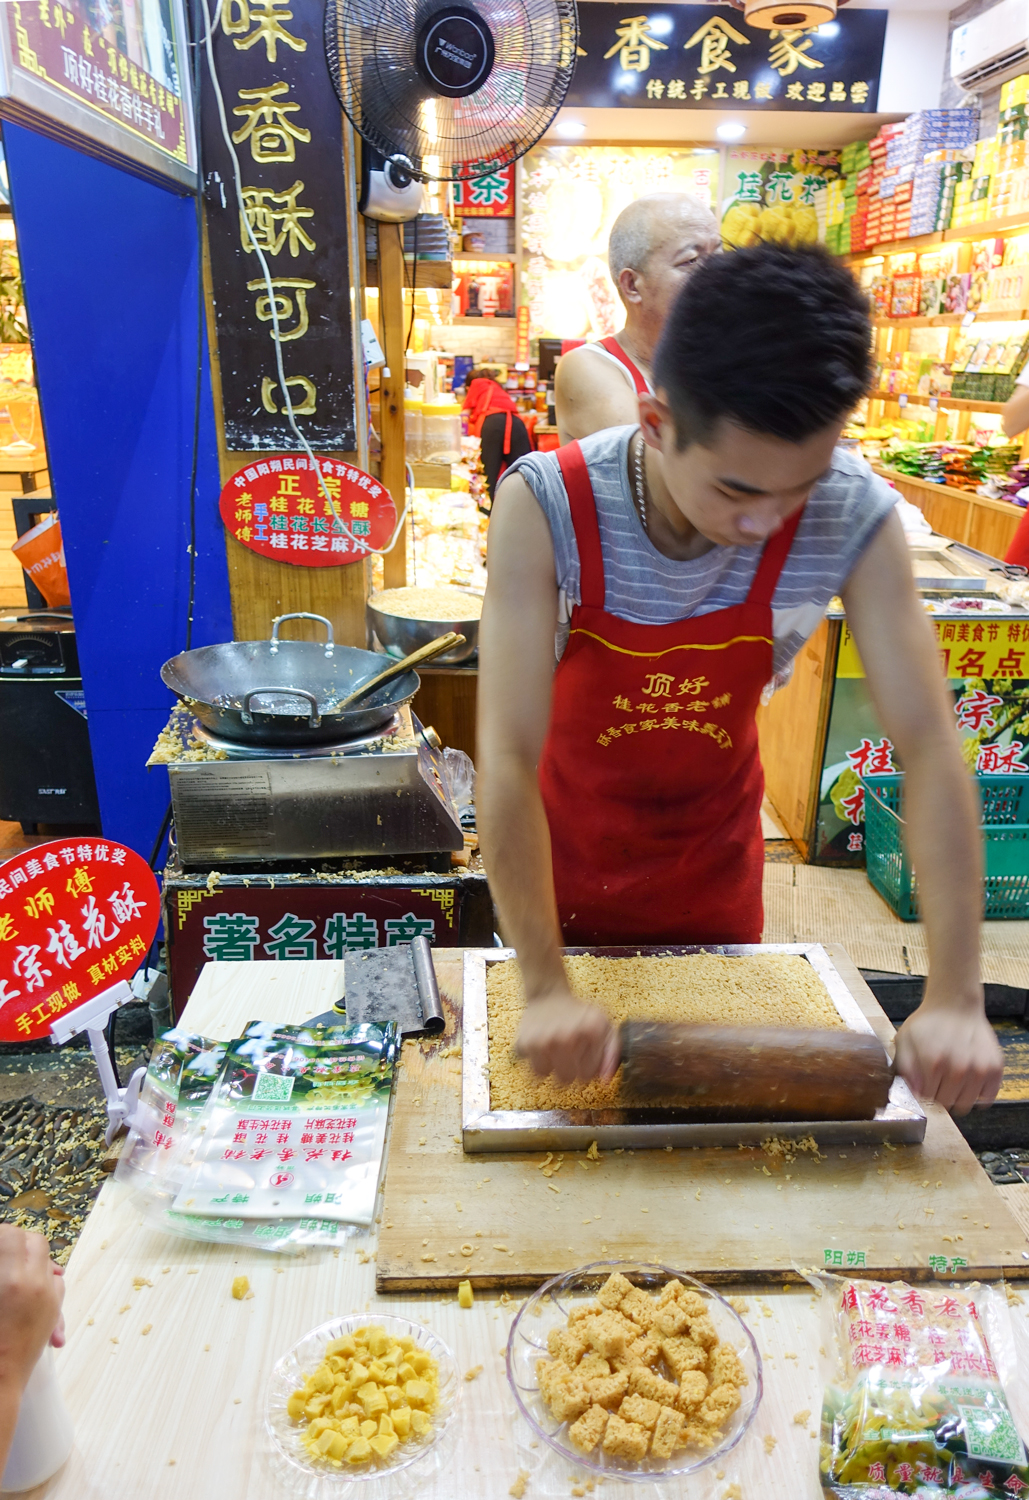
[219,455,397,567]
[0,839,160,1043]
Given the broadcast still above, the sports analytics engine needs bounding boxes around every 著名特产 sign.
[567,4,886,112]
[200,0,356,451]
[218,453,397,567]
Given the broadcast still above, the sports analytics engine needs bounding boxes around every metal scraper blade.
[305,936,444,1037]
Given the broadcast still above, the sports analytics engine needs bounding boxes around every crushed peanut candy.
[763,1434,777,1453]
[509,1470,529,1499]
[231,1277,249,1301]
[286,1324,439,1468]
[465,1365,484,1382]
[488,953,841,1110]
[793,1410,811,1426]
[760,1136,825,1165]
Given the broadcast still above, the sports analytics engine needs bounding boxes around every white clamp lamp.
[49,980,146,1146]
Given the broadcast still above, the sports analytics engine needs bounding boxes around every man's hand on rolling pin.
[516,992,621,1083]
[894,1000,1004,1115]
[0,1226,65,1398]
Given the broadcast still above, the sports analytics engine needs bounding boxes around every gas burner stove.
[191,714,407,759]
[150,705,462,870]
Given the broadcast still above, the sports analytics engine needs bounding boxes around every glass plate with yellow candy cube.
[265,1315,461,1495]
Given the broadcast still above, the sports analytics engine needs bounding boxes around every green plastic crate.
[862,773,1029,921]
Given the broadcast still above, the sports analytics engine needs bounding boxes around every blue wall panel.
[3,122,231,855]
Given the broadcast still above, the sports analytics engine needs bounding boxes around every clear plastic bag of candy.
[817,1275,1029,1498]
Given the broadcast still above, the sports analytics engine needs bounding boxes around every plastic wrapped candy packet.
[115,1028,228,1196]
[818,1276,1028,1498]
[169,1021,400,1248]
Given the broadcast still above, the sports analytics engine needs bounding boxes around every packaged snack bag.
[819,1277,1028,1498]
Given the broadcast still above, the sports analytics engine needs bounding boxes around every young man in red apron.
[478,245,1003,1117]
[555,193,720,444]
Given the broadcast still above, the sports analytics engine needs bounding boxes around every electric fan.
[324,0,578,184]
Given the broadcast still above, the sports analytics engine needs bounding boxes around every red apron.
[598,335,650,395]
[538,440,803,946]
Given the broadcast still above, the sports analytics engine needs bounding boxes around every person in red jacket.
[463,374,532,500]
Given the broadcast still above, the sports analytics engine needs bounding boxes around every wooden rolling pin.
[619,1023,894,1121]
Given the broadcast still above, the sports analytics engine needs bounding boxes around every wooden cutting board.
[376,946,1029,1290]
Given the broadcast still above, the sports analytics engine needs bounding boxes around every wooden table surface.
[23,954,1029,1500]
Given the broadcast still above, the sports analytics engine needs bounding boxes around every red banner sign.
[0,839,160,1042]
[453,162,515,218]
[219,455,396,567]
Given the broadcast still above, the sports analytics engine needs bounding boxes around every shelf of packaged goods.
[873,311,1029,328]
[366,261,453,289]
[870,391,1005,413]
[872,463,1023,558]
[450,316,518,326]
[844,213,1029,266]
[453,252,516,263]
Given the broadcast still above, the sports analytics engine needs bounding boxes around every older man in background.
[554,192,721,443]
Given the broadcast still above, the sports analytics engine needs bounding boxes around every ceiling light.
[555,118,587,138]
[716,121,747,142]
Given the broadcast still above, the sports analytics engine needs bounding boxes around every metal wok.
[160,613,421,747]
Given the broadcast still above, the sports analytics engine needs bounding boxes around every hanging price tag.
[0,840,159,1043]
[929,397,939,411]
[898,394,908,407]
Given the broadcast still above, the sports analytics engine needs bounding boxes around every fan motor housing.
[415,4,495,98]
[359,148,425,222]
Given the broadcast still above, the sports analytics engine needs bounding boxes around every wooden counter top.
[27,953,1029,1500]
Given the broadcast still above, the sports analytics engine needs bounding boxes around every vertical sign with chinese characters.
[566,4,886,112]
[200,0,356,451]
[0,839,160,1042]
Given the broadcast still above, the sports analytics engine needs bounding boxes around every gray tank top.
[505,424,896,675]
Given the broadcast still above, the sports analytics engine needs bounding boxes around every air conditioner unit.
[951,0,1029,92]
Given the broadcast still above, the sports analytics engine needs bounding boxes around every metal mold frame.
[461,944,927,1153]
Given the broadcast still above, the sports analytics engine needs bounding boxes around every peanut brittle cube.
[577,1353,611,1381]
[596,1272,634,1311]
[619,1393,661,1430]
[602,1413,650,1463]
[628,1367,680,1406]
[586,1370,630,1411]
[619,1287,656,1331]
[653,1301,689,1338]
[661,1336,707,1379]
[548,1375,592,1424]
[584,1313,629,1361]
[650,1405,685,1459]
[708,1342,747,1389]
[568,1403,608,1455]
[686,1314,719,1351]
[698,1382,741,1428]
[676,1370,709,1412]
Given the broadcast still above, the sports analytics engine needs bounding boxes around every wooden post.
[379,221,408,588]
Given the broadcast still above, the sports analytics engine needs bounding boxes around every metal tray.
[461,944,927,1152]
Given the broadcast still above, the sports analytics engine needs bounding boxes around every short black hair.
[652,244,872,448]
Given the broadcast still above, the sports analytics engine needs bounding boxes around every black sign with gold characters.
[567,4,887,112]
[199,0,356,451]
